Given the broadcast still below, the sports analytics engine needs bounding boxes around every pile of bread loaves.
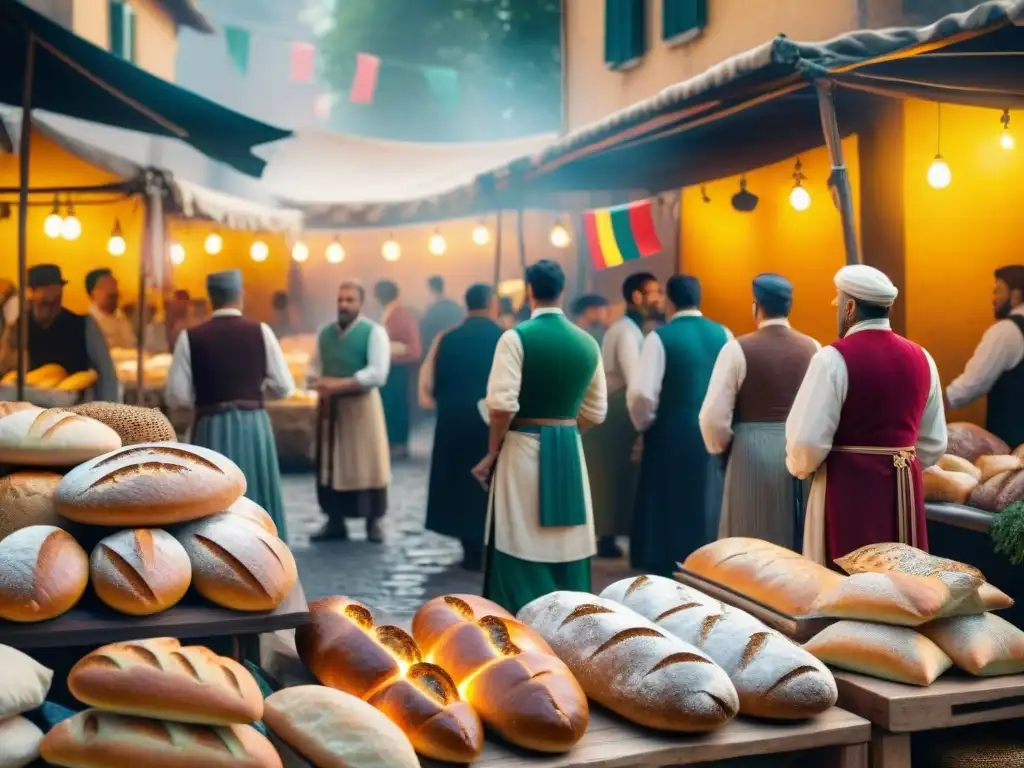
[684,538,1024,686]
[0,643,54,768]
[0,403,297,622]
[0,364,98,392]
[924,422,1024,511]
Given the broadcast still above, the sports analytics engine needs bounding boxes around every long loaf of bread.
[412,594,588,752]
[517,591,739,732]
[600,575,837,719]
[295,596,483,764]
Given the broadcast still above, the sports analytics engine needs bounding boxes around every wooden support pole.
[16,36,37,402]
[815,80,861,266]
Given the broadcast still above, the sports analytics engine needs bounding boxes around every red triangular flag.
[291,42,315,83]
[349,52,380,104]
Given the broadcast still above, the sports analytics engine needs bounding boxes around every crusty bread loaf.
[55,443,245,526]
[810,572,962,626]
[176,514,296,611]
[265,686,419,768]
[948,582,1016,616]
[682,538,844,616]
[994,469,1024,511]
[0,408,121,466]
[1014,444,1024,461]
[225,496,278,537]
[412,594,588,752]
[68,638,263,724]
[976,454,1022,482]
[40,710,281,768]
[0,525,88,622]
[967,470,1015,511]
[936,454,982,479]
[296,597,483,763]
[946,422,1010,462]
[89,529,191,616]
[923,466,978,504]
[600,575,837,720]
[517,592,739,732]
[919,612,1024,677]
[804,620,952,686]
[67,402,176,445]
[0,402,38,419]
[0,471,62,540]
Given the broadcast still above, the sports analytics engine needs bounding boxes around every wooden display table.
[833,671,1024,768]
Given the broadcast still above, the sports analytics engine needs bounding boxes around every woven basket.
[918,733,1024,767]
[68,402,176,445]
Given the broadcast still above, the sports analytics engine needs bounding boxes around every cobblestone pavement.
[282,420,634,620]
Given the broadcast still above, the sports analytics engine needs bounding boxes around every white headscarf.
[834,264,898,307]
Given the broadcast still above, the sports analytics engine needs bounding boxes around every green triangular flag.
[225,25,250,76]
[423,66,459,106]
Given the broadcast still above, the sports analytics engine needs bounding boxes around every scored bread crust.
[68,638,264,725]
[0,525,88,622]
[55,442,245,526]
[89,529,192,616]
[40,710,282,768]
[0,408,122,466]
[517,592,740,733]
[412,594,588,753]
[600,575,837,720]
[0,470,62,540]
[224,496,278,537]
[296,596,484,763]
[0,401,39,419]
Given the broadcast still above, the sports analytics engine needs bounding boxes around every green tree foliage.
[318,0,561,141]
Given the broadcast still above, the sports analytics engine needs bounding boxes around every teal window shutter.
[108,1,136,62]
[605,0,646,70]
[663,0,707,43]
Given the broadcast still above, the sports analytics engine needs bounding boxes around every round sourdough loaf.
[0,408,122,466]
[224,496,278,537]
[0,525,88,622]
[0,471,62,540]
[54,442,245,526]
[90,529,192,616]
[177,514,297,611]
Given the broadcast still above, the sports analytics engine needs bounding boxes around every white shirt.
[699,319,821,455]
[305,316,391,389]
[946,305,1024,409]
[89,303,137,351]
[627,310,734,433]
[601,314,644,394]
[486,308,608,424]
[164,309,296,410]
[785,319,947,479]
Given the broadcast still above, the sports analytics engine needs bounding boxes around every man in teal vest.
[628,274,731,576]
[472,260,608,614]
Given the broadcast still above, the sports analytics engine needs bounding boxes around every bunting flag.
[583,200,663,270]
[224,26,251,76]
[291,42,316,83]
[349,53,381,104]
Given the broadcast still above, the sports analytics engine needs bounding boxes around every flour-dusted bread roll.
[177,513,297,611]
[601,575,837,720]
[937,454,982,479]
[225,496,278,537]
[264,686,419,768]
[946,422,1010,462]
[950,582,1016,616]
[919,613,1024,677]
[0,715,44,768]
[811,572,961,626]
[0,471,62,540]
[55,443,245,526]
[68,638,264,724]
[804,620,952,685]
[0,408,121,466]
[518,592,739,732]
[975,454,1022,482]
[89,529,191,616]
[0,525,88,622]
[923,466,978,504]
[40,711,281,768]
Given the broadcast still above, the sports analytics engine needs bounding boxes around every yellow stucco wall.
[72,0,178,81]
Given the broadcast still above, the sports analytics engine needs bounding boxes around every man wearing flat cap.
[628,274,731,575]
[786,265,947,564]
[0,264,117,400]
[165,269,295,537]
[700,274,819,550]
[946,265,1024,447]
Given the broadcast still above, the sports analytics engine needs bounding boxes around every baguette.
[975,454,1022,482]
[296,596,483,763]
[68,638,263,725]
[0,525,88,622]
[517,592,739,732]
[89,529,192,616]
[936,454,982,479]
[601,575,837,719]
[40,710,282,768]
[412,594,588,752]
[922,466,978,505]
[0,408,121,466]
[0,471,62,541]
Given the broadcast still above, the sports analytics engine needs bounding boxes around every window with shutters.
[663,0,706,45]
[605,0,646,71]
[109,0,137,64]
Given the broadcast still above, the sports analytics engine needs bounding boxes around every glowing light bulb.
[325,239,345,263]
[428,232,446,256]
[292,241,309,263]
[550,224,570,249]
[169,243,186,265]
[927,155,952,189]
[250,240,269,262]
[204,232,223,255]
[382,239,401,262]
[44,211,63,239]
[61,211,81,241]
[471,224,490,246]
[789,184,811,212]
[1001,129,1015,151]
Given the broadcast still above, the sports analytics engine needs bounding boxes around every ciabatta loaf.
[0,525,88,622]
[0,471,62,540]
[919,613,1024,677]
[40,711,281,768]
[296,596,483,763]
[517,592,739,732]
[90,529,191,616]
[0,408,121,466]
[55,442,245,526]
[810,572,959,626]
[225,496,278,537]
[601,575,837,719]
[0,715,43,768]
[412,594,588,752]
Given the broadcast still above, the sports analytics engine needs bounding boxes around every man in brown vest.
[699,274,818,550]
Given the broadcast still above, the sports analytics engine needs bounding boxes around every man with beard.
[374,280,421,459]
[570,294,610,345]
[85,268,136,351]
[786,265,947,564]
[308,280,391,543]
[946,265,1024,447]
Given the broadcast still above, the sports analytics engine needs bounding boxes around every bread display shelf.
[674,568,835,643]
[925,502,994,533]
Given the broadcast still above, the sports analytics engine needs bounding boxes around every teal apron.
[513,420,587,528]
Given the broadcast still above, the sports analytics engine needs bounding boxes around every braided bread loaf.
[296,596,483,764]
[412,594,588,752]
[601,575,837,719]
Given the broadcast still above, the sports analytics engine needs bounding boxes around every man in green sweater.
[472,260,608,614]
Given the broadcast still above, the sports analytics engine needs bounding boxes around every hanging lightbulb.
[250,240,269,262]
[927,155,952,189]
[204,232,223,255]
[325,237,345,263]
[43,196,63,239]
[1001,109,1015,150]
[550,223,571,249]
[291,241,309,263]
[382,236,401,262]
[788,158,811,211]
[471,222,490,246]
[169,243,186,265]
[61,201,81,240]
[427,230,446,256]
[107,219,126,256]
